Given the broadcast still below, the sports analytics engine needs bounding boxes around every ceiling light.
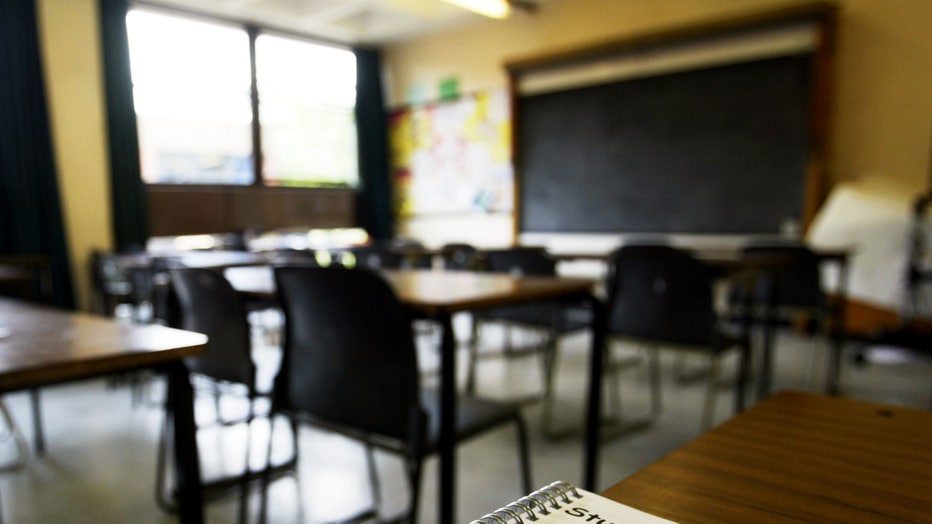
[442,0,512,19]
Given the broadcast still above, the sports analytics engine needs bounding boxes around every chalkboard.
[517,54,812,234]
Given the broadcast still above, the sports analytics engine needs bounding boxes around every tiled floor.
[0,316,929,523]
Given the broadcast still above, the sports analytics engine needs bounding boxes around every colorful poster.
[389,88,513,217]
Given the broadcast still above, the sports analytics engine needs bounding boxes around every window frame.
[127,4,360,191]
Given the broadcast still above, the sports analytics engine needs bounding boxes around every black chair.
[387,237,434,269]
[468,247,591,436]
[163,267,294,523]
[264,266,531,522]
[604,245,751,431]
[738,243,827,319]
[730,242,836,395]
[343,242,434,270]
[89,250,141,317]
[440,243,479,270]
[339,244,405,269]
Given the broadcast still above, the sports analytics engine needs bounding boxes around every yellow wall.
[384,0,932,245]
[36,0,112,311]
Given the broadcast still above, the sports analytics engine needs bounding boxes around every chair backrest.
[741,244,824,310]
[605,245,717,346]
[90,250,134,296]
[342,245,404,270]
[440,243,478,270]
[481,247,555,276]
[273,266,422,441]
[169,268,256,390]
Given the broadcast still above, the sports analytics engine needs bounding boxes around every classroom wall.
[383,0,932,248]
[36,0,113,312]
[31,0,932,310]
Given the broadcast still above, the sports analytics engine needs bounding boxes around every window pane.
[256,34,358,188]
[127,10,254,185]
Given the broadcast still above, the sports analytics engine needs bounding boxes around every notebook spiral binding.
[469,480,583,523]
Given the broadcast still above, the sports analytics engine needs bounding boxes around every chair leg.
[514,416,532,495]
[603,343,625,419]
[673,353,711,384]
[603,343,656,419]
[154,408,175,512]
[644,348,663,422]
[599,346,663,440]
[364,443,381,516]
[465,319,482,395]
[258,415,279,524]
[539,337,567,438]
[0,398,29,473]
[29,389,44,456]
[403,453,423,524]
[237,401,256,524]
[701,357,722,431]
[734,342,751,414]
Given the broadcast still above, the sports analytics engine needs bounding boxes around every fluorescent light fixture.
[442,0,511,19]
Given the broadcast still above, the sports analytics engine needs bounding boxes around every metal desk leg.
[825,308,847,395]
[756,276,778,401]
[826,259,849,395]
[583,295,604,491]
[437,311,456,524]
[165,362,204,524]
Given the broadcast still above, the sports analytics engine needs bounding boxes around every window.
[256,35,358,187]
[126,8,358,188]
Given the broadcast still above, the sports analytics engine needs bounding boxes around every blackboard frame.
[506,1,837,238]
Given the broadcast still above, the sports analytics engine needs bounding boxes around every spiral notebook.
[470,481,676,523]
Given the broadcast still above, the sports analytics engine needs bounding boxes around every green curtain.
[99,0,149,251]
[0,0,75,308]
[354,47,394,241]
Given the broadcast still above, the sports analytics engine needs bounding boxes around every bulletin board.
[389,89,513,217]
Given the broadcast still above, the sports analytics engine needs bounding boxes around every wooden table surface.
[601,391,932,523]
[0,298,206,392]
[225,265,595,312]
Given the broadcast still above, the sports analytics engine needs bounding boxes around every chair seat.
[480,302,592,333]
[419,389,522,455]
[620,328,745,356]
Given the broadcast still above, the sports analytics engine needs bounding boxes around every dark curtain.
[99,0,149,251]
[353,47,393,241]
[0,0,75,308]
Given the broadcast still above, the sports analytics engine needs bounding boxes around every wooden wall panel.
[147,189,228,236]
[147,186,358,236]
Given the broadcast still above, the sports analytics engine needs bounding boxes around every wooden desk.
[0,298,208,523]
[601,391,932,522]
[225,266,603,524]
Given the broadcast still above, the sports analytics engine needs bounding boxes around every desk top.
[0,298,207,392]
[601,391,932,522]
[225,266,595,315]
